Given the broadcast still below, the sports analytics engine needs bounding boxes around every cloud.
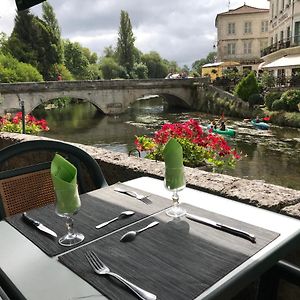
[0,0,269,67]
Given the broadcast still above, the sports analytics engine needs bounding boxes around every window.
[261,21,268,33]
[228,23,235,35]
[243,41,252,54]
[227,43,236,55]
[244,22,252,34]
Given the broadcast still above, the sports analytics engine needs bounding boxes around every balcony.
[261,37,300,56]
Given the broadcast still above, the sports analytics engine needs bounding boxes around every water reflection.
[35,100,300,190]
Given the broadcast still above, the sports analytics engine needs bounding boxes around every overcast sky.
[0,0,269,67]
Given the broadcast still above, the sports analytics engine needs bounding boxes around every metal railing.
[261,36,300,56]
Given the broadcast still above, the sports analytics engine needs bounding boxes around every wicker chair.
[0,140,107,219]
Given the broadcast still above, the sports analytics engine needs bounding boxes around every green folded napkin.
[163,138,185,190]
[51,154,80,214]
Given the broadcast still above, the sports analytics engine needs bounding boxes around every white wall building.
[215,4,269,72]
[261,0,300,79]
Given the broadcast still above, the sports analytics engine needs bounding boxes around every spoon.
[95,211,135,229]
[120,221,159,242]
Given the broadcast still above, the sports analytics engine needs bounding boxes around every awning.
[262,54,300,69]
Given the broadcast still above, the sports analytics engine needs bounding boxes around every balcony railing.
[261,36,300,56]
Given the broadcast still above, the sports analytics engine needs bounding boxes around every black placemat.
[5,184,171,257]
[58,204,280,300]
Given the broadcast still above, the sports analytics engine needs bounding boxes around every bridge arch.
[0,78,208,115]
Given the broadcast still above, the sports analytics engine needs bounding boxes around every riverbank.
[200,85,300,128]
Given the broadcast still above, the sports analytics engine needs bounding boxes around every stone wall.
[0,132,300,299]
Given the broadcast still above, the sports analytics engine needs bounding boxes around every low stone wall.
[0,132,300,299]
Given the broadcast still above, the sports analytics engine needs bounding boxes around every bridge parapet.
[0,78,209,115]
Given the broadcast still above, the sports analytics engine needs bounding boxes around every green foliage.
[116,10,136,76]
[100,57,127,79]
[41,2,63,65]
[260,71,275,89]
[63,40,90,79]
[130,62,148,79]
[141,51,168,78]
[48,63,73,81]
[234,71,259,102]
[279,90,300,112]
[272,99,287,111]
[191,52,216,73]
[85,64,102,80]
[248,93,264,107]
[6,6,62,80]
[0,112,49,134]
[0,53,43,82]
[264,92,282,110]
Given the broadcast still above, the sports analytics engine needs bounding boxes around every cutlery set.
[20,185,257,300]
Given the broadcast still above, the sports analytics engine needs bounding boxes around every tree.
[100,57,126,79]
[131,62,148,79]
[234,71,259,102]
[192,52,217,74]
[141,51,168,78]
[41,2,63,65]
[116,10,135,77]
[7,6,63,80]
[63,40,89,79]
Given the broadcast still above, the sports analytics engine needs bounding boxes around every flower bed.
[135,119,241,170]
[0,112,49,134]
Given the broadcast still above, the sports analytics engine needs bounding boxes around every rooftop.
[215,4,269,26]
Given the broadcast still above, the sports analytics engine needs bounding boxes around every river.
[34,100,300,191]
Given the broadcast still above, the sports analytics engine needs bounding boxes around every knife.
[22,212,57,238]
[186,213,256,243]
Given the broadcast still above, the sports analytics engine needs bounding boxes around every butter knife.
[186,213,256,243]
[22,212,57,238]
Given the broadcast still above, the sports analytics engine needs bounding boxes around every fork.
[114,186,152,205]
[85,251,156,300]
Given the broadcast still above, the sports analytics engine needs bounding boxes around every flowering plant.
[135,119,241,169]
[0,112,49,134]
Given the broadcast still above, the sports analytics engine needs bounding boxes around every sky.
[0,0,269,67]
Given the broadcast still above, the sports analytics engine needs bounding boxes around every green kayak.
[207,125,236,137]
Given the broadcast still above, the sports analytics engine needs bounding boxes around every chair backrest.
[0,140,107,218]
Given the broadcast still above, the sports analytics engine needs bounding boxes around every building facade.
[261,0,300,79]
[215,5,269,71]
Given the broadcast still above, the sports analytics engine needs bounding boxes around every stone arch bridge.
[0,78,208,115]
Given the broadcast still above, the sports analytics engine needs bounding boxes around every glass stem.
[65,216,75,236]
[172,190,179,208]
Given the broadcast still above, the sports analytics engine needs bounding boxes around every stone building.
[215,4,269,72]
[261,0,300,80]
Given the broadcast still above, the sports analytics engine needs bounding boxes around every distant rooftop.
[215,4,269,26]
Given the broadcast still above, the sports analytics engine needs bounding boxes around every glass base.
[166,206,186,218]
[58,232,85,247]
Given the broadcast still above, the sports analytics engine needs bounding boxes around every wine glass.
[54,185,85,246]
[164,167,186,218]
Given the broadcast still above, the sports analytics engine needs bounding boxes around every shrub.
[265,92,282,110]
[248,93,264,108]
[234,71,259,102]
[272,99,287,111]
[135,119,242,170]
[280,90,300,112]
[0,54,43,83]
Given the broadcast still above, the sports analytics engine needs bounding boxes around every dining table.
[0,176,300,300]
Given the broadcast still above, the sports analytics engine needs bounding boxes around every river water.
[35,100,300,191]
